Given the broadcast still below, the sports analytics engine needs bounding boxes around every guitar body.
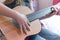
[0,6,41,40]
[13,6,33,14]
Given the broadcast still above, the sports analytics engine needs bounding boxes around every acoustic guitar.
[0,6,53,40]
[0,6,41,40]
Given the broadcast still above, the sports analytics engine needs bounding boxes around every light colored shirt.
[40,15,60,35]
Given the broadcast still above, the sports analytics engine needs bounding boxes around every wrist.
[14,11,26,20]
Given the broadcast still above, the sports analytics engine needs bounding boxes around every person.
[0,0,60,40]
[25,2,60,40]
[27,6,60,40]
[38,3,60,40]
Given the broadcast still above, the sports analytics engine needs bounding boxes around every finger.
[25,22,30,31]
[22,24,27,35]
[27,21,30,26]
[54,8,58,12]
[19,25,22,34]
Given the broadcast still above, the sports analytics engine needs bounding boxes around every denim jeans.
[38,27,60,40]
[26,27,60,40]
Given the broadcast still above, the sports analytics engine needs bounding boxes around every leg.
[39,27,60,40]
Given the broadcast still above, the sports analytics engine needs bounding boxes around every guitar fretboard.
[27,7,52,22]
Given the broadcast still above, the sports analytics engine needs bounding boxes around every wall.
[38,0,53,10]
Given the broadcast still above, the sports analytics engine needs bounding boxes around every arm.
[40,7,59,20]
[0,2,30,34]
[0,2,22,19]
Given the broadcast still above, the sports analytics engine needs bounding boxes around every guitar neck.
[27,7,52,22]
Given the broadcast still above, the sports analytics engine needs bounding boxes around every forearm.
[0,2,21,20]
